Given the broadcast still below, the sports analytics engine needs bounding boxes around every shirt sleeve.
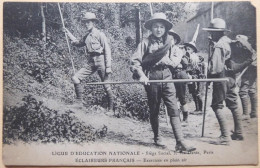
[99,32,112,71]
[130,40,147,79]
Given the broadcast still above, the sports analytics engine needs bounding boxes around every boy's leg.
[211,81,230,145]
[239,79,249,117]
[226,78,244,141]
[97,62,114,112]
[162,74,195,152]
[145,84,162,145]
[71,65,94,106]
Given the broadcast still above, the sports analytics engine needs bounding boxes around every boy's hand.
[105,68,112,74]
[139,75,149,85]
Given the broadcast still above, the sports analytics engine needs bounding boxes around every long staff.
[57,3,76,73]
[201,39,213,137]
[85,78,229,85]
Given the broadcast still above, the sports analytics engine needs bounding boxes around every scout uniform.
[66,12,114,112]
[130,13,196,152]
[183,42,205,113]
[232,35,257,119]
[203,18,254,144]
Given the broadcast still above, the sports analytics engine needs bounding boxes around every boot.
[170,117,196,152]
[67,84,84,109]
[214,109,230,145]
[249,92,257,118]
[230,108,244,141]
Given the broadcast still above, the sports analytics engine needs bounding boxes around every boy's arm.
[130,41,147,79]
[100,32,112,74]
[64,28,85,47]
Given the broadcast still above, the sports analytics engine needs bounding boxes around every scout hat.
[202,18,230,32]
[184,42,197,53]
[168,29,181,45]
[81,12,99,22]
[144,13,173,30]
[236,35,254,53]
[183,24,200,53]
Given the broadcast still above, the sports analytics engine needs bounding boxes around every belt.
[89,52,103,57]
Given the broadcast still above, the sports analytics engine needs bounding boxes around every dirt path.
[3,90,258,166]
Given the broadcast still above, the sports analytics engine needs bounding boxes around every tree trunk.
[40,3,46,44]
[135,6,142,47]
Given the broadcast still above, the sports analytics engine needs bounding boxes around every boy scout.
[233,35,257,119]
[130,13,196,152]
[183,41,205,114]
[203,18,255,145]
[64,12,114,113]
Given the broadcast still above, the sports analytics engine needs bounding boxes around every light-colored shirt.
[209,36,231,75]
[73,28,112,71]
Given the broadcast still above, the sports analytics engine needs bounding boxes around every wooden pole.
[57,3,76,73]
[202,39,213,137]
[85,78,229,85]
[149,3,153,16]
[135,5,141,47]
[211,2,214,20]
[40,3,46,43]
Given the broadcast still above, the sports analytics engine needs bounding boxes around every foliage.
[3,2,198,137]
[3,95,108,144]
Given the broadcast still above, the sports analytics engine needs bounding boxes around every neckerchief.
[142,34,173,70]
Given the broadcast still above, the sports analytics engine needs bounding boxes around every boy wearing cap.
[183,41,205,113]
[64,12,114,113]
[130,13,195,152]
[203,18,255,144]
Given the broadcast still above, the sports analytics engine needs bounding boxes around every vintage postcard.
[2,0,259,166]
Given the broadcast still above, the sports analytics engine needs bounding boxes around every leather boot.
[249,92,257,118]
[170,117,196,152]
[214,108,230,145]
[230,108,244,141]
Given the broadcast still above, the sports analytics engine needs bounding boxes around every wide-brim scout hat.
[202,18,230,32]
[81,12,99,22]
[144,13,173,30]
[183,42,198,53]
[168,29,181,45]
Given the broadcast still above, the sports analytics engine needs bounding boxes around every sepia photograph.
[2,1,258,166]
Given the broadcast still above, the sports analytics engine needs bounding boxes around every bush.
[3,95,107,144]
